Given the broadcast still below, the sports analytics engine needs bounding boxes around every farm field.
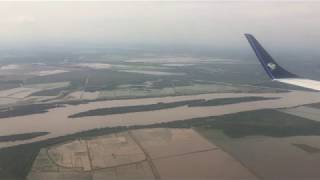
[27,128,257,180]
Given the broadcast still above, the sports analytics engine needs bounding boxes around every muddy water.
[1,91,320,148]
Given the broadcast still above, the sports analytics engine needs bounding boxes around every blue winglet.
[245,34,298,79]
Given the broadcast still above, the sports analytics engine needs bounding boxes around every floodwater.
[76,63,111,69]
[0,97,19,106]
[67,91,100,100]
[29,70,69,76]
[1,91,320,148]
[0,87,37,99]
[120,70,184,76]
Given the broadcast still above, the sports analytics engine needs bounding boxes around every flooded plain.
[1,91,320,148]
[120,70,185,76]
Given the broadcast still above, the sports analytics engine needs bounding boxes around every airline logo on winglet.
[267,62,277,71]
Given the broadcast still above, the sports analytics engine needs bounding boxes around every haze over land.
[1,1,320,79]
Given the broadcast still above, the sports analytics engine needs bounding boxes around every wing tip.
[244,33,299,79]
[244,33,253,37]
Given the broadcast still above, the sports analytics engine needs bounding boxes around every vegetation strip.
[0,132,49,142]
[0,104,64,119]
[69,96,277,118]
[188,96,278,107]
[68,99,204,118]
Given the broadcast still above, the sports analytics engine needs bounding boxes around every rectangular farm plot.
[48,139,91,171]
[154,149,258,180]
[87,133,145,169]
[132,128,257,179]
[131,128,217,159]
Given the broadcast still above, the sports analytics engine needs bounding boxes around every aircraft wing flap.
[275,78,320,91]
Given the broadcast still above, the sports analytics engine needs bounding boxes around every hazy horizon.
[0,1,319,51]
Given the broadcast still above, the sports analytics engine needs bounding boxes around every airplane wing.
[245,33,320,91]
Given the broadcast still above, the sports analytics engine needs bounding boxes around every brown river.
[1,90,320,148]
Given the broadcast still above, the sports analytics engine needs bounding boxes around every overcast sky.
[0,1,320,50]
